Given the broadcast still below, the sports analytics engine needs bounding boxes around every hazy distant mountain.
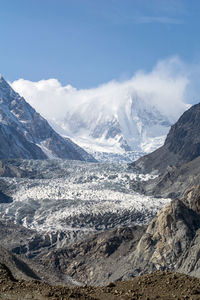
[0,75,95,161]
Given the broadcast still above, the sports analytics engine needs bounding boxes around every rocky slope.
[130,103,200,174]
[129,103,200,199]
[0,246,40,282]
[0,75,95,161]
[40,226,146,286]
[182,184,200,215]
[129,197,200,278]
[0,265,200,300]
[129,185,200,279]
[130,155,200,198]
[0,219,82,285]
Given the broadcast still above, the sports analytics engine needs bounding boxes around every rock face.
[182,184,200,215]
[129,198,200,277]
[130,103,200,174]
[126,185,200,279]
[0,75,95,161]
[176,186,200,278]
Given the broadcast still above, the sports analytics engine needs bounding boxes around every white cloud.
[11,56,190,128]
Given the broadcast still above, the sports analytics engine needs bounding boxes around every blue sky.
[1,0,200,88]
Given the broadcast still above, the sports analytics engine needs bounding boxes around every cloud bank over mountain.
[12,57,189,125]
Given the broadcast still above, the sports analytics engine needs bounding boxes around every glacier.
[0,160,170,243]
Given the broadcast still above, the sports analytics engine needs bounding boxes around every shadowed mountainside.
[130,103,200,175]
[0,75,95,162]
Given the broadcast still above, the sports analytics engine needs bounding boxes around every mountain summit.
[51,94,173,162]
[0,76,95,161]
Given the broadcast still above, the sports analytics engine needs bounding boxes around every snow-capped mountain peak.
[56,93,172,162]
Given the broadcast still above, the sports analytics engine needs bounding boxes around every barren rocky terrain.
[0,264,200,300]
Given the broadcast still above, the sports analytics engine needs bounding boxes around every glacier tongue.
[0,160,170,238]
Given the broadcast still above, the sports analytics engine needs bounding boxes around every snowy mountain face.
[0,160,170,245]
[49,94,172,162]
[11,74,190,163]
[0,75,95,161]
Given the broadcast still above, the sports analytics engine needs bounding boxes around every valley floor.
[0,265,200,300]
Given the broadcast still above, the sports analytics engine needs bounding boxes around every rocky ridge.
[130,103,200,175]
[0,75,95,162]
[129,196,200,278]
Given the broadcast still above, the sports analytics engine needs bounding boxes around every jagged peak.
[0,75,19,104]
[0,74,12,89]
[0,74,8,84]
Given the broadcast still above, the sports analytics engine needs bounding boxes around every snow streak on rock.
[0,76,95,162]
